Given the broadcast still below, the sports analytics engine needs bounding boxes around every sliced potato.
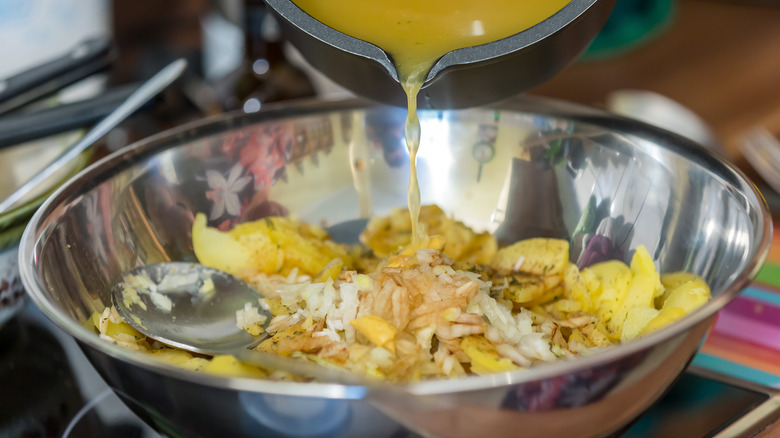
[459,232,498,265]
[193,213,354,279]
[201,355,267,378]
[582,260,632,329]
[263,222,335,275]
[491,238,569,276]
[629,245,664,298]
[662,280,710,313]
[640,307,687,336]
[609,273,656,337]
[661,272,708,290]
[314,258,344,283]
[350,315,398,354]
[256,321,308,355]
[192,213,261,277]
[144,349,195,366]
[262,297,294,316]
[461,335,518,374]
[620,306,660,342]
[564,263,590,307]
[143,347,216,372]
[579,247,664,338]
[522,285,566,308]
[502,274,560,304]
[567,328,591,347]
[91,312,145,341]
[550,298,582,314]
[581,322,612,346]
[639,273,709,337]
[657,272,709,308]
[361,205,498,263]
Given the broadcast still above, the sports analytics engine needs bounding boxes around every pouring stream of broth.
[292,0,570,242]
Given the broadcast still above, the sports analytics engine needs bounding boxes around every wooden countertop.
[531,0,780,172]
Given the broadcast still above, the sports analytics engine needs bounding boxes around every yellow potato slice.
[91,312,145,341]
[564,263,590,308]
[201,355,267,378]
[361,205,498,263]
[350,315,398,354]
[193,213,355,278]
[620,306,660,342]
[657,272,709,308]
[582,260,632,330]
[491,238,569,276]
[192,213,260,276]
[629,245,664,298]
[567,328,591,348]
[640,307,687,336]
[144,349,195,366]
[662,280,710,313]
[502,274,561,304]
[461,335,518,374]
[459,231,498,265]
[661,271,708,291]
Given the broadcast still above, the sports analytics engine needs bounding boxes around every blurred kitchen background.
[2,0,780,183]
[2,1,780,437]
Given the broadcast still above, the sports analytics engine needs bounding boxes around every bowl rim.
[19,96,773,398]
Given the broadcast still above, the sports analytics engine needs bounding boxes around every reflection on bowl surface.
[19,97,770,438]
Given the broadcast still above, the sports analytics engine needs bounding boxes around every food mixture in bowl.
[92,204,710,382]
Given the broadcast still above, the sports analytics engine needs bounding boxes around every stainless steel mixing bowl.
[266,0,616,109]
[19,97,770,438]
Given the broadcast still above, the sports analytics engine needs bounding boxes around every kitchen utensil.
[0,83,150,149]
[112,262,370,384]
[0,37,114,115]
[0,58,187,215]
[19,97,770,438]
[265,0,616,109]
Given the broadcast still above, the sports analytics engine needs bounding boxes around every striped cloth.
[693,223,780,387]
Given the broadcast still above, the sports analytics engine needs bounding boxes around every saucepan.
[19,96,770,437]
[265,0,616,109]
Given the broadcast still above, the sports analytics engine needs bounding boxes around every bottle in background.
[207,0,316,112]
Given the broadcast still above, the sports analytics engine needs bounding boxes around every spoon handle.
[0,58,187,214]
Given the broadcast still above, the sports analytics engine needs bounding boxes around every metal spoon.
[0,58,187,214]
[111,262,368,385]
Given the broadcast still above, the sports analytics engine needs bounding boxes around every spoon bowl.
[111,262,370,384]
[112,262,267,353]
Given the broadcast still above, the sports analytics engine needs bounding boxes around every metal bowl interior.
[19,97,770,438]
[266,0,616,108]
